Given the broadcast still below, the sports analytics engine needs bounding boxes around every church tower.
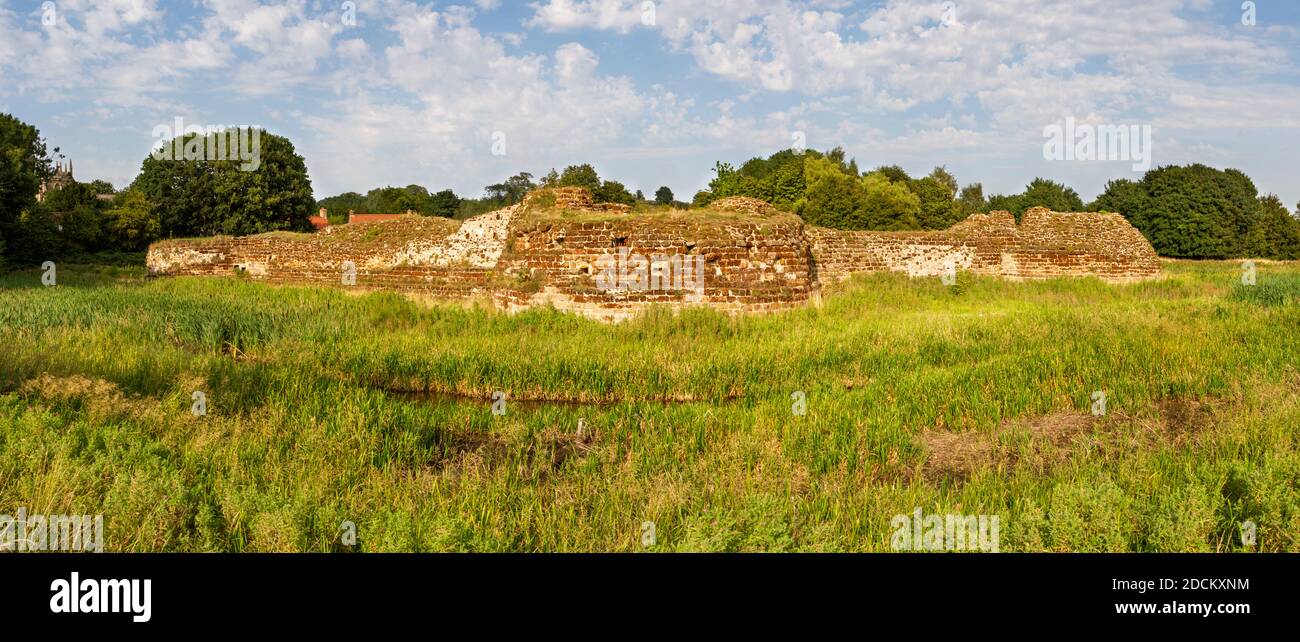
[37,160,75,203]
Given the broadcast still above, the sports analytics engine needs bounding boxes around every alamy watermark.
[50,572,151,622]
[1,508,104,552]
[595,248,706,293]
[891,507,1000,552]
[1043,117,1152,172]
[151,117,262,171]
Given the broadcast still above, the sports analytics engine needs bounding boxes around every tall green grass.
[1,260,1297,551]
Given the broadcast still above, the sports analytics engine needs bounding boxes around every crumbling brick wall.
[808,207,1160,283]
[496,215,814,322]
[146,208,516,299]
[147,192,1161,322]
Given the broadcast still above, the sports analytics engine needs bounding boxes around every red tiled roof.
[348,213,406,224]
[308,215,330,230]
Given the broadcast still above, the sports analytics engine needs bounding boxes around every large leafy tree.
[1091,164,1263,258]
[0,113,51,261]
[798,156,867,229]
[861,172,921,230]
[797,158,921,231]
[985,179,1084,220]
[428,189,460,218]
[910,169,963,230]
[1089,178,1148,224]
[133,129,314,238]
[654,186,674,205]
[40,181,104,214]
[871,165,912,184]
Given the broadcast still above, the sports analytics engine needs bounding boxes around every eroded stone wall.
[146,207,517,300]
[808,207,1160,283]
[496,215,814,322]
[147,194,1161,322]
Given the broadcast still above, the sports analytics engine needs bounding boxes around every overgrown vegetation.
[2,261,1297,552]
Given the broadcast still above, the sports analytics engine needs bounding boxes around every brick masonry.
[147,193,1161,322]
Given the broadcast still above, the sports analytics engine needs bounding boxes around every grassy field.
[2,260,1298,552]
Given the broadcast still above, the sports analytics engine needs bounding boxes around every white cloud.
[1,0,1297,205]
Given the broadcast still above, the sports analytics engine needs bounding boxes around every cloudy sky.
[2,0,1298,208]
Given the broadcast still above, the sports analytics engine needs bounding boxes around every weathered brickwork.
[808,207,1161,283]
[145,208,515,300]
[496,214,814,322]
[147,192,1160,322]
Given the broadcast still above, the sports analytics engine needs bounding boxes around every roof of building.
[348,213,407,224]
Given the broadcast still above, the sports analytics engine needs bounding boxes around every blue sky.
[2,0,1298,209]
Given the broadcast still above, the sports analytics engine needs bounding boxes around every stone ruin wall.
[808,207,1161,283]
[498,216,814,322]
[146,194,1161,322]
[146,207,518,300]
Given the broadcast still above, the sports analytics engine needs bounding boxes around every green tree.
[1245,195,1300,260]
[861,172,921,230]
[928,166,958,195]
[62,205,106,251]
[987,193,1022,214]
[909,175,962,229]
[104,188,159,251]
[558,164,601,193]
[1089,178,1149,226]
[697,149,823,208]
[871,165,912,184]
[428,189,460,218]
[11,208,65,265]
[317,191,367,222]
[1092,164,1260,258]
[654,186,674,205]
[1019,178,1084,215]
[0,113,51,262]
[485,172,535,205]
[797,156,867,229]
[594,180,636,205]
[40,182,103,214]
[958,183,987,216]
[133,129,314,237]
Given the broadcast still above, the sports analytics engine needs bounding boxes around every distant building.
[36,159,115,204]
[347,210,410,224]
[308,207,331,231]
[37,161,75,203]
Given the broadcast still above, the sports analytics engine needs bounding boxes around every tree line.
[690,147,1300,260]
[321,163,689,222]
[2,110,1297,270]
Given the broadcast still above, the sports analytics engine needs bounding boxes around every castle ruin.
[146,187,1161,322]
